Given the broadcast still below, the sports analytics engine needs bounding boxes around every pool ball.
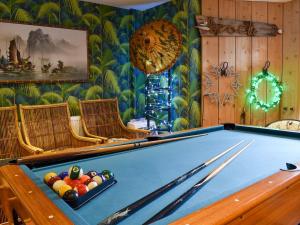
[68,179,81,189]
[58,171,69,180]
[47,176,61,187]
[86,171,98,178]
[101,170,114,179]
[53,180,66,193]
[58,184,72,197]
[84,178,92,186]
[63,190,78,202]
[92,175,104,185]
[64,176,72,185]
[97,173,106,182]
[80,175,90,184]
[68,165,83,180]
[87,181,98,190]
[74,184,89,196]
[44,172,57,183]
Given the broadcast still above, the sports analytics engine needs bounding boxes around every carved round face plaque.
[130,20,182,74]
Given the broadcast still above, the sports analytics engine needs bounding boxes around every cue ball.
[68,166,83,180]
[63,190,78,202]
[87,181,98,190]
[53,180,66,193]
[44,172,57,183]
[58,184,72,197]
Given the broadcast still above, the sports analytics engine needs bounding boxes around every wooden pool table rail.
[15,134,206,167]
[0,165,73,225]
[171,169,300,225]
[1,164,300,225]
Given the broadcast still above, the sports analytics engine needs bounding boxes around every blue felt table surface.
[25,128,300,225]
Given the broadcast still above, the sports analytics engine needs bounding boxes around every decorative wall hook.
[262,61,271,74]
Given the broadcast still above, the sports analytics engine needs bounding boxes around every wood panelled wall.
[282,0,300,120]
[201,0,296,127]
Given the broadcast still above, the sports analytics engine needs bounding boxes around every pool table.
[1,124,300,225]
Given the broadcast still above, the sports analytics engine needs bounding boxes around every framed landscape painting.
[0,21,88,83]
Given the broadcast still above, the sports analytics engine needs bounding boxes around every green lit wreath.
[247,71,283,112]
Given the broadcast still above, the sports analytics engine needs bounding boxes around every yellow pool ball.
[44,172,57,183]
[58,184,72,197]
[92,176,103,185]
[53,180,66,193]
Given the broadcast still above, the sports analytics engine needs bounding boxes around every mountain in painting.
[26,29,75,55]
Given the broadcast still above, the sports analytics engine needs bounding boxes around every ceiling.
[82,0,170,10]
[83,0,293,11]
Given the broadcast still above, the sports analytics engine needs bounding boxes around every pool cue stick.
[16,133,208,166]
[98,140,245,225]
[143,139,254,225]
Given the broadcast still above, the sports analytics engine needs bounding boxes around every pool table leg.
[0,182,34,225]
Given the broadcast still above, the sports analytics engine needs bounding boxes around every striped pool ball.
[87,181,98,190]
[74,184,89,196]
[101,170,114,179]
[68,166,83,180]
[86,171,98,178]
[53,180,66,193]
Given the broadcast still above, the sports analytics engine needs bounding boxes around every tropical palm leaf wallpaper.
[0,0,201,131]
[132,0,201,130]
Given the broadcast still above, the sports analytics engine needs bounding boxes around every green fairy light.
[247,71,283,112]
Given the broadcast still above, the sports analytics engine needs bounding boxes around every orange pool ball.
[80,175,90,184]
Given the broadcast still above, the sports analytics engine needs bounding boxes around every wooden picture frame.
[0,20,89,83]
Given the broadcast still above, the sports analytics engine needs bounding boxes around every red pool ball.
[68,179,81,189]
[84,178,92,186]
[74,184,89,196]
[64,176,71,185]
[80,175,90,184]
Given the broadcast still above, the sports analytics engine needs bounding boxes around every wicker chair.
[79,98,150,141]
[0,106,40,161]
[20,103,102,152]
[266,119,300,131]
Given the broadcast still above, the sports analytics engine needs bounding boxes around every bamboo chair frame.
[0,106,41,161]
[20,103,102,152]
[79,98,150,141]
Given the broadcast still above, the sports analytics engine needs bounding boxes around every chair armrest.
[130,128,150,134]
[125,127,150,134]
[84,133,109,142]
[72,133,103,144]
[19,142,44,155]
